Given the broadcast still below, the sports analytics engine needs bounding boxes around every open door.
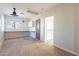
[36,19,40,40]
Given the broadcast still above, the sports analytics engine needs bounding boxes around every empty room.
[0,3,79,56]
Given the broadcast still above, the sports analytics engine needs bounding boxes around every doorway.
[45,16,54,45]
[36,19,40,40]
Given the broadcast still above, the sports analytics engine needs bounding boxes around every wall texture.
[40,4,79,55]
[53,4,76,55]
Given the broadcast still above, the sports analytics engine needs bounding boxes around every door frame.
[36,19,40,40]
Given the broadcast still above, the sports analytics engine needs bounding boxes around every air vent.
[27,10,38,15]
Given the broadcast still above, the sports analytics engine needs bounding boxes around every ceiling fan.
[10,8,18,16]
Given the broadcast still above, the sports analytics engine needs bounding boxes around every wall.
[4,15,31,39]
[53,4,76,54]
[40,17,45,41]
[4,15,30,31]
[40,4,79,55]
[75,4,79,55]
[0,13,4,49]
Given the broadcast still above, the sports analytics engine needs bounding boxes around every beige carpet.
[0,37,75,56]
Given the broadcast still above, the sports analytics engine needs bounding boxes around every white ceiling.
[0,3,58,19]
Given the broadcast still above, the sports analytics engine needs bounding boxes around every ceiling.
[0,3,58,19]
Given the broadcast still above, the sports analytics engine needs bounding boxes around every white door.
[45,16,54,45]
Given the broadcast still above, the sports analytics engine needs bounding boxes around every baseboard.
[0,41,4,50]
[54,44,78,56]
[0,43,2,50]
[5,36,31,40]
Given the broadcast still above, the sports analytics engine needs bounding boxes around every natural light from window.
[45,16,54,45]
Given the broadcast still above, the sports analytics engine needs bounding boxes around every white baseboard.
[54,44,78,56]
[0,42,3,50]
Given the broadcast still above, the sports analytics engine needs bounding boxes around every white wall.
[4,15,30,32]
[4,16,32,39]
[0,13,4,49]
[4,15,37,39]
[40,18,45,41]
[40,4,79,55]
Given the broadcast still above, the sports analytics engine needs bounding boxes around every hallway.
[0,37,75,56]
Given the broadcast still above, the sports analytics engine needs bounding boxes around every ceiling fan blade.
[10,14,18,16]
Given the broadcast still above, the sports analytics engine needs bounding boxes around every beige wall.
[40,4,79,55]
[75,4,79,55]
[53,4,76,54]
